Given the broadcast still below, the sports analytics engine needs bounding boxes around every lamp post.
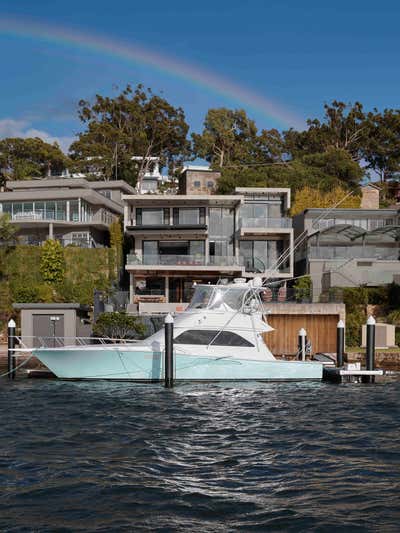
[49,316,60,348]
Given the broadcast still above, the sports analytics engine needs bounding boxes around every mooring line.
[0,353,36,379]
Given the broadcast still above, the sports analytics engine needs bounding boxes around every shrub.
[343,287,369,308]
[346,307,366,347]
[40,240,65,284]
[93,312,146,339]
[293,276,312,302]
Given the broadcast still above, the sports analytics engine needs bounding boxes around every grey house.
[123,171,294,313]
[0,177,135,247]
[293,186,400,300]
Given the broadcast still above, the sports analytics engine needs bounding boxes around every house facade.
[294,201,400,301]
[123,180,293,313]
[0,178,134,247]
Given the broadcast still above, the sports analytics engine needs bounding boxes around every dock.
[323,366,384,383]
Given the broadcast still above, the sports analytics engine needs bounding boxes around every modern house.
[0,177,135,247]
[123,168,293,313]
[293,185,400,301]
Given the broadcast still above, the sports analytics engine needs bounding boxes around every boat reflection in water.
[33,278,323,381]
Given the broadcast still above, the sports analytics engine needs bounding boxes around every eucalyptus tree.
[69,84,190,188]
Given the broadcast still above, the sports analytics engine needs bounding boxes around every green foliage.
[11,281,53,303]
[0,214,18,241]
[293,276,312,302]
[387,283,400,309]
[343,287,370,307]
[40,240,66,285]
[69,84,190,187]
[0,137,70,183]
[0,245,115,318]
[216,149,363,194]
[93,312,146,339]
[109,218,123,270]
[386,309,400,326]
[192,108,260,167]
[291,185,361,216]
[346,308,366,347]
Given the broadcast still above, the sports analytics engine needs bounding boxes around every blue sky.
[0,0,399,152]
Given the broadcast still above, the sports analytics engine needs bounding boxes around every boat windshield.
[188,285,248,311]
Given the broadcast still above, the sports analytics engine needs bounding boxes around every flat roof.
[121,194,242,206]
[235,187,290,195]
[0,189,123,213]
[6,178,135,194]
[13,303,89,310]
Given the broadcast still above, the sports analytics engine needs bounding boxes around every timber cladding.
[264,314,339,355]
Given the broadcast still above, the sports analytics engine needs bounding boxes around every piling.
[164,313,174,388]
[365,316,376,383]
[298,328,307,361]
[7,319,16,380]
[336,320,345,367]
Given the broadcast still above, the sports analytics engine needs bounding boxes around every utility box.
[361,322,396,349]
[12,303,91,348]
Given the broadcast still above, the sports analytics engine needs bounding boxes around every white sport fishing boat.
[32,278,323,382]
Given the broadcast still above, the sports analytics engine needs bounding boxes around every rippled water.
[0,380,399,532]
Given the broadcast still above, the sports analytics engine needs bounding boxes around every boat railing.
[10,335,140,350]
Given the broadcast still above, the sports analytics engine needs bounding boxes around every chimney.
[179,166,221,195]
[361,184,380,209]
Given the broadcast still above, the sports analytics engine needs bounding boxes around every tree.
[291,185,361,216]
[363,109,400,182]
[0,138,70,184]
[192,108,260,167]
[217,149,363,194]
[0,214,18,242]
[40,240,65,285]
[284,100,367,161]
[93,312,146,339]
[69,84,190,189]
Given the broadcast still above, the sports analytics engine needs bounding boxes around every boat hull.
[33,347,323,382]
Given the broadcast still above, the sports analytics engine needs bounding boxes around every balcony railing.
[127,254,290,273]
[239,217,292,229]
[309,246,399,260]
[127,254,243,267]
[8,209,114,225]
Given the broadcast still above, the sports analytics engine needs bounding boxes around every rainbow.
[0,16,304,128]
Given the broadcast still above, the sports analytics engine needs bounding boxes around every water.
[0,380,399,532]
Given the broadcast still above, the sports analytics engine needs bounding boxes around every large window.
[240,240,286,270]
[241,195,284,220]
[174,329,254,347]
[136,208,169,226]
[209,208,235,256]
[172,207,205,225]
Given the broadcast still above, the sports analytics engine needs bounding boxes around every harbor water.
[0,380,399,531]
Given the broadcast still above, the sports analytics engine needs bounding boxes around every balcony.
[127,254,243,268]
[239,217,292,229]
[126,254,291,275]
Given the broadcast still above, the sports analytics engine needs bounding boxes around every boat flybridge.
[32,278,323,382]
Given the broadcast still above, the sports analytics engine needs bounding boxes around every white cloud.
[0,118,75,153]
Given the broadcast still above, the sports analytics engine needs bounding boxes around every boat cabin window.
[174,329,254,347]
[188,285,248,311]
